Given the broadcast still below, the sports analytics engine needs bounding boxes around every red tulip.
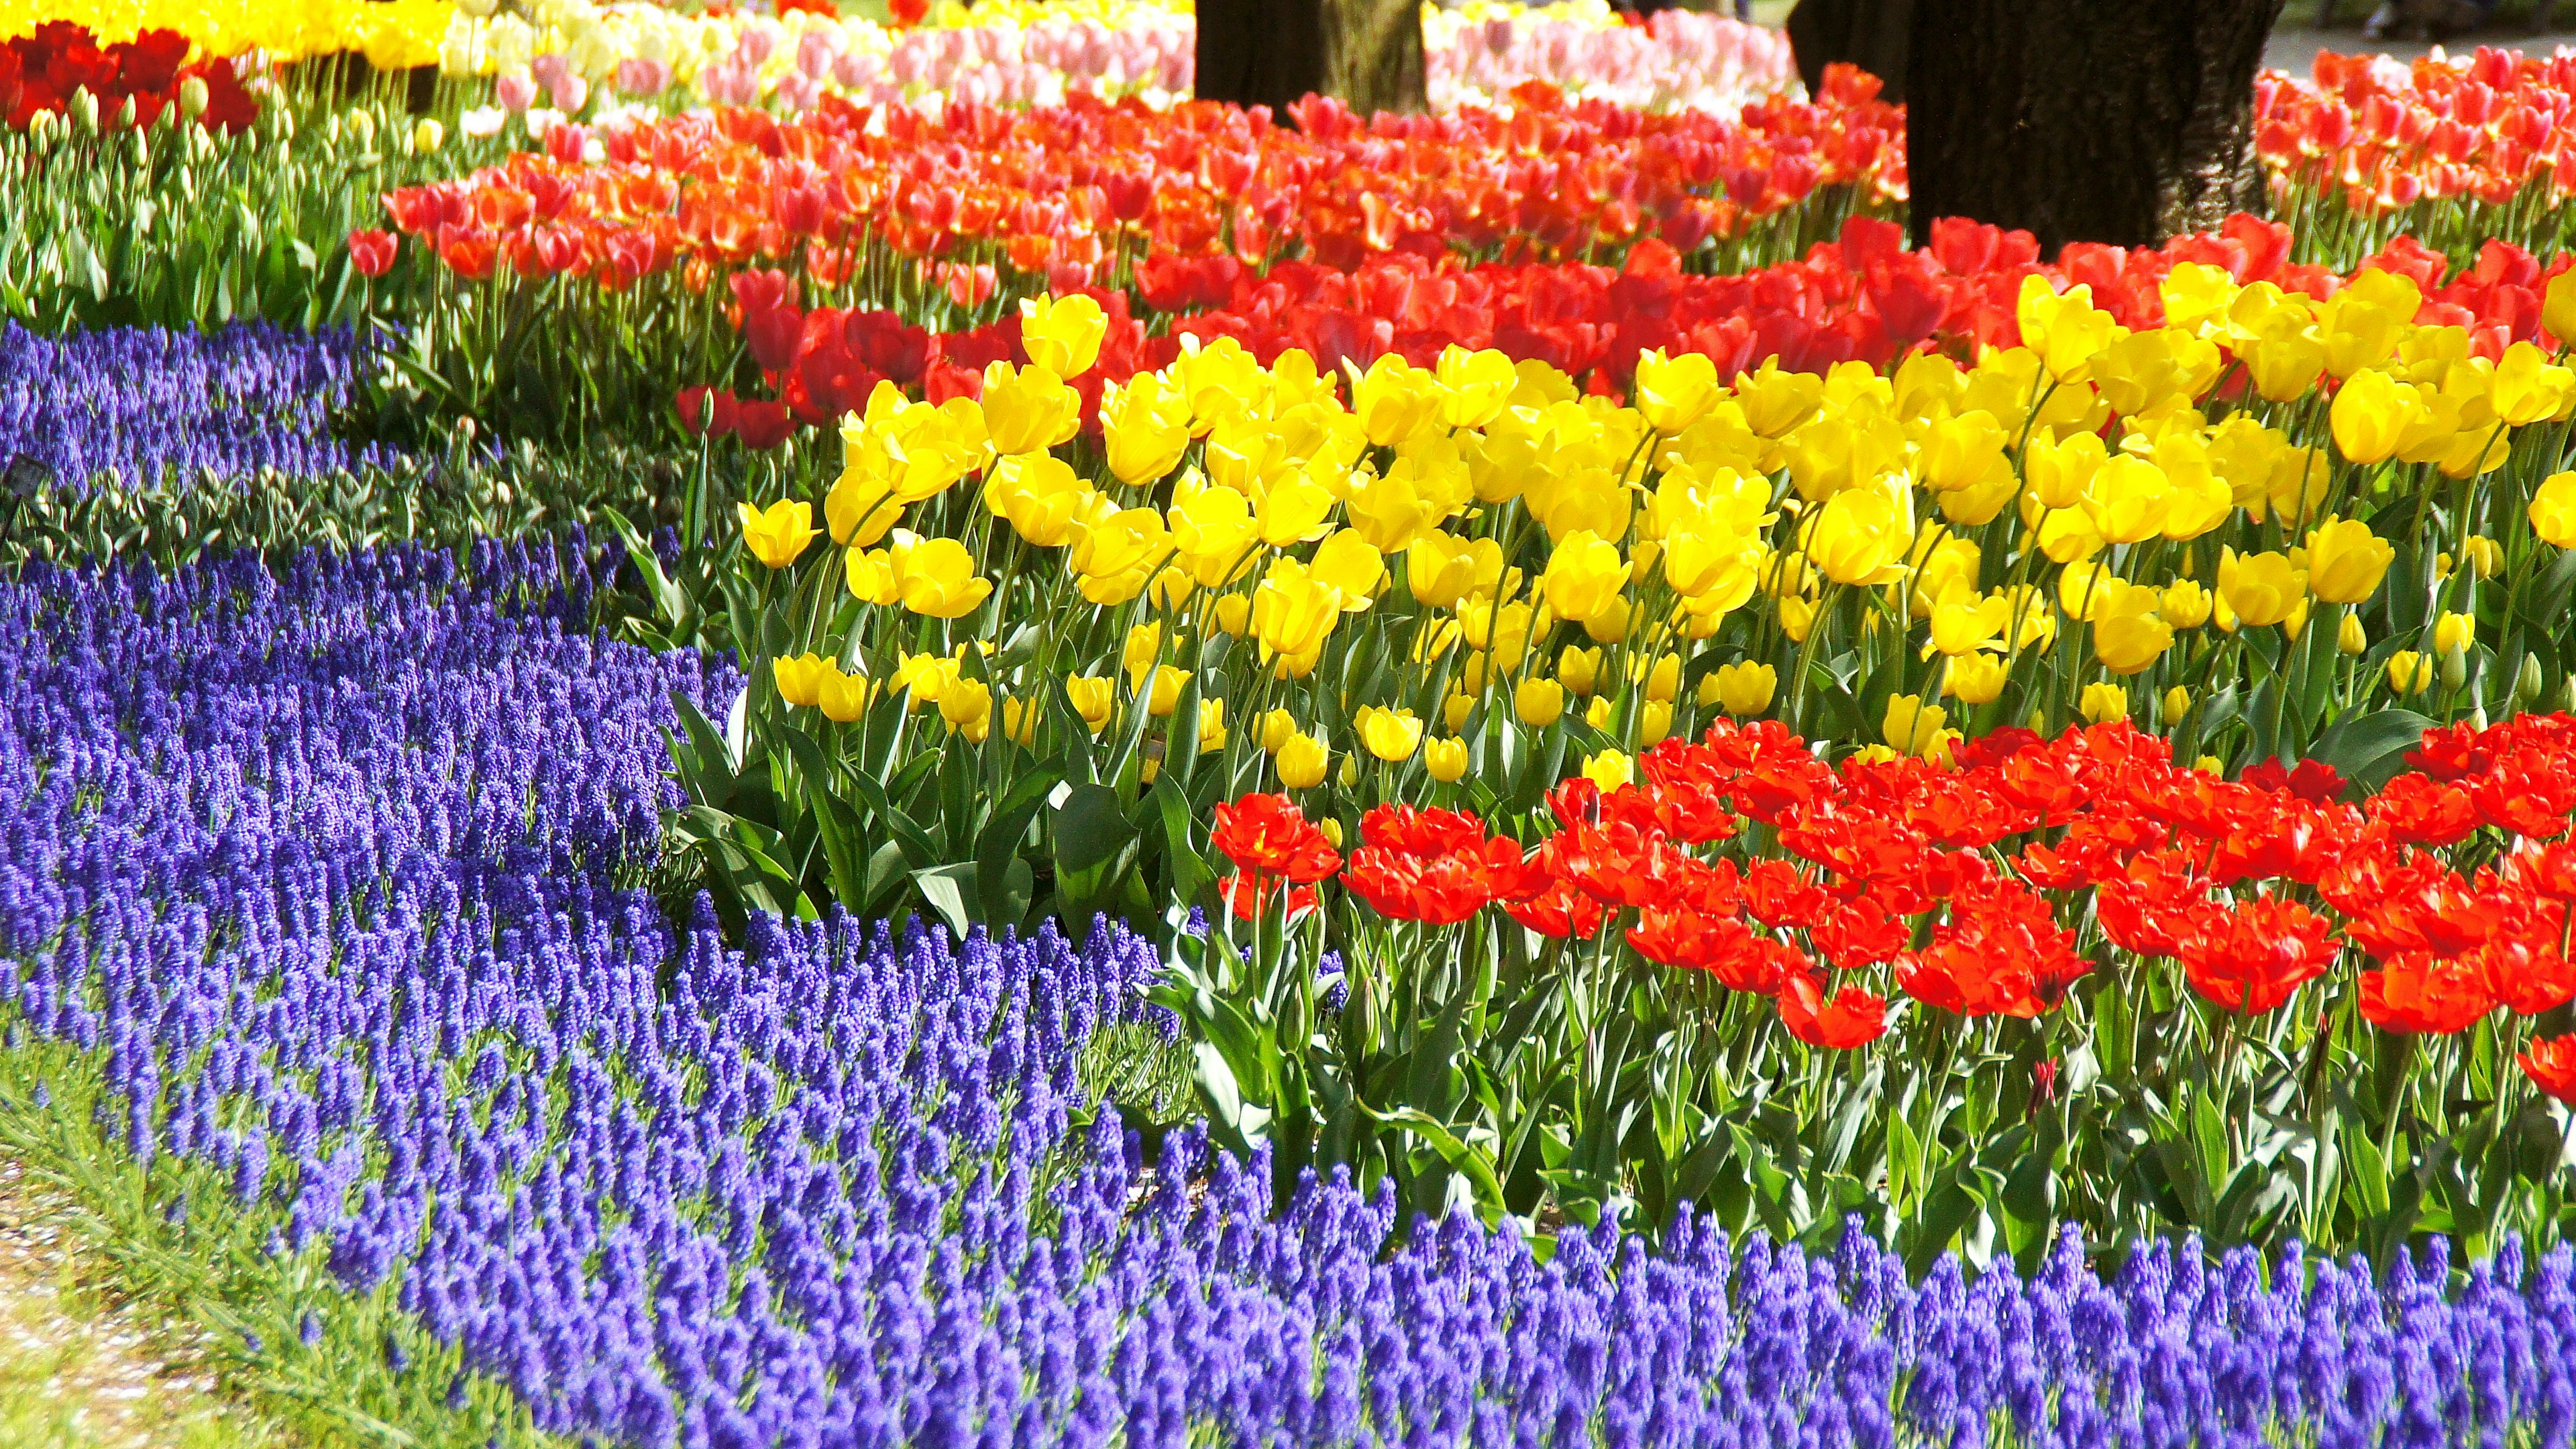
[347,228,398,278]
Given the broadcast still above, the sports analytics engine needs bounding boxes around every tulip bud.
[2162,686,2192,723]
[26,110,54,150]
[2471,706,2489,731]
[1424,737,1470,782]
[1318,817,1343,849]
[116,95,137,129]
[2194,755,2224,774]
[180,76,209,119]
[73,87,100,132]
[2518,653,2545,707]
[2337,612,2367,656]
[269,107,294,143]
[2440,645,2468,694]
[2561,677,2576,714]
[2463,535,2502,579]
[2433,610,2475,657]
[411,118,444,155]
[344,107,374,148]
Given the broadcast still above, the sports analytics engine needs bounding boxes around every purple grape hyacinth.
[0,321,401,492]
[1,543,2572,1449]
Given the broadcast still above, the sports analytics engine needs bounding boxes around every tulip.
[2532,472,2576,548]
[1066,676,1115,733]
[938,677,992,733]
[1144,665,1187,717]
[2328,369,2419,465]
[2338,614,2367,656]
[1515,677,1566,729]
[1713,661,1776,716]
[2159,578,2213,629]
[2217,547,2306,629]
[1580,749,1632,791]
[2433,610,2475,658]
[887,533,992,617]
[1019,293,1107,378]
[2078,682,2129,724]
[2301,517,2393,603]
[816,665,872,724]
[980,362,1081,456]
[2161,685,2192,723]
[1099,372,1191,484]
[1277,731,1330,789]
[1942,654,2005,705]
[773,652,829,708]
[844,546,898,605]
[1424,737,1470,782]
[1442,692,1473,732]
[1197,700,1228,753]
[1882,694,1945,756]
[1802,484,1910,586]
[2387,650,2434,694]
[1557,645,1603,698]
[1541,532,1629,626]
[1360,706,1424,762]
[1632,348,1723,434]
[2489,341,2573,427]
[2094,610,2174,675]
[2461,535,2502,580]
[1001,698,1040,747]
[738,498,818,570]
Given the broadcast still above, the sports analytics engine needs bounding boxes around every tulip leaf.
[2304,708,2436,796]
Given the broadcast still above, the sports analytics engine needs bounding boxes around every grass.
[0,1156,300,1449]
[0,1028,572,1449]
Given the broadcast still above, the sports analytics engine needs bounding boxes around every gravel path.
[0,1156,292,1449]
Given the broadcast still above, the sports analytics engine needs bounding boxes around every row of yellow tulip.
[727,264,2576,795]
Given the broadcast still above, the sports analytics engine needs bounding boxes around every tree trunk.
[1905,0,2284,254]
[1194,0,1426,117]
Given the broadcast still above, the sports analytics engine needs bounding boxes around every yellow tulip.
[1803,484,1911,587]
[1732,360,1823,437]
[983,453,1094,547]
[2328,370,2420,465]
[1099,372,1193,484]
[1212,593,1252,637]
[2546,270,2576,354]
[1639,701,1674,747]
[2078,682,2129,724]
[2387,650,2434,694]
[1019,292,1107,378]
[1540,531,1630,625]
[887,532,993,618]
[1581,749,1633,792]
[1001,697,1040,747]
[2433,610,2475,657]
[2217,547,2306,629]
[1927,586,2010,656]
[1424,736,1470,782]
[2162,686,2192,723]
[1882,694,1947,755]
[738,498,818,570]
[1442,692,1474,732]
[1638,653,1682,703]
[2461,535,2502,579]
[2160,578,2213,629]
[1277,731,1330,788]
[1558,645,1603,697]
[773,652,829,708]
[1515,676,1567,728]
[1066,676,1115,733]
[1197,699,1228,753]
[2302,517,2394,604]
[1349,354,1442,448]
[1712,661,1776,716]
[1169,483,1261,588]
[1250,562,1345,663]
[1633,348,1723,434]
[2534,471,2576,548]
[979,362,1081,456]
[1434,345,1518,431]
[1142,664,1187,717]
[1310,530,1388,608]
[2339,612,2367,656]
[1585,695,1615,729]
[938,677,993,733]
[1943,654,2006,705]
[2489,341,2573,427]
[1360,706,1424,762]
[816,665,873,724]
[845,546,898,605]
[2094,609,2174,674]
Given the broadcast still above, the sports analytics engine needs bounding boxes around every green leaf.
[1055,783,1135,877]
[2304,707,2435,796]
[910,861,979,941]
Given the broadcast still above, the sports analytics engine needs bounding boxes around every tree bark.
[1905,0,2285,255]
[1194,0,1426,117]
